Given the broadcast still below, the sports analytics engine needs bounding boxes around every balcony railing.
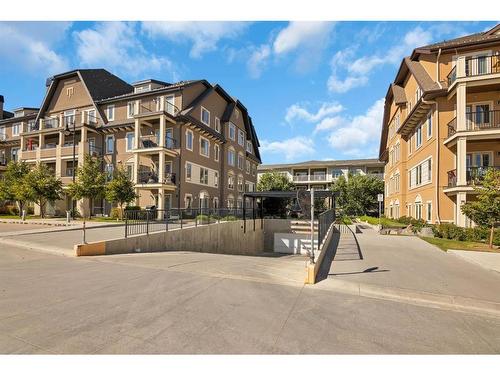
[0,156,7,166]
[27,121,39,132]
[137,170,176,185]
[466,110,500,131]
[138,134,177,149]
[138,99,180,116]
[293,175,309,182]
[44,118,59,129]
[447,166,500,187]
[447,117,457,137]
[448,55,500,86]
[310,174,327,181]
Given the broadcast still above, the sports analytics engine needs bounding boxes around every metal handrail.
[138,98,181,116]
[465,110,500,131]
[447,166,500,187]
[447,65,457,86]
[447,117,457,137]
[139,134,177,149]
[44,117,59,129]
[137,170,176,184]
[465,55,500,77]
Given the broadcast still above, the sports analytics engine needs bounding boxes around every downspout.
[177,122,183,209]
[435,48,442,224]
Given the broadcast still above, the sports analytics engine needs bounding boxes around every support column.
[457,56,466,79]
[37,133,44,160]
[456,82,467,131]
[456,192,467,227]
[157,188,164,217]
[133,153,139,184]
[134,119,140,149]
[159,115,166,147]
[158,151,165,183]
[456,137,467,186]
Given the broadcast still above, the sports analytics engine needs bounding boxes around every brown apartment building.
[379,24,500,227]
[0,69,261,216]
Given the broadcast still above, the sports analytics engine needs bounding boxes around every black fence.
[317,208,335,249]
[124,207,261,237]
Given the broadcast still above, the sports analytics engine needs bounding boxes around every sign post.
[377,193,384,228]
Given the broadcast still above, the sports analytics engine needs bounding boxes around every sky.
[0,21,496,164]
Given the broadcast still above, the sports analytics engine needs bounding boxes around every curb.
[311,278,500,319]
[0,237,74,257]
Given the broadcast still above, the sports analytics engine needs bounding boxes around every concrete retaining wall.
[76,220,265,256]
[263,219,294,251]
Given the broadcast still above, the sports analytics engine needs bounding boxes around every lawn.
[358,215,406,228]
[0,214,40,220]
[420,236,500,253]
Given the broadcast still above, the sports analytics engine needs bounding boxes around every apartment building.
[257,159,384,190]
[379,24,500,226]
[0,69,261,216]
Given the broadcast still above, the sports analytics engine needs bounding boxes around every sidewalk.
[315,225,500,318]
[449,249,500,273]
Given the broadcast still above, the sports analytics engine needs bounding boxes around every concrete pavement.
[449,250,500,273]
[1,244,500,354]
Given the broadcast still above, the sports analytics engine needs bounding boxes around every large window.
[200,137,210,157]
[126,132,135,151]
[12,123,20,136]
[105,135,114,154]
[246,140,252,154]
[127,102,136,118]
[186,130,193,151]
[228,149,235,166]
[237,153,244,170]
[214,144,220,162]
[185,162,192,181]
[426,202,432,223]
[237,176,244,192]
[199,167,209,185]
[214,117,221,133]
[228,174,235,189]
[201,107,210,125]
[415,125,422,148]
[107,105,115,121]
[409,158,432,189]
[427,112,432,138]
[238,129,245,146]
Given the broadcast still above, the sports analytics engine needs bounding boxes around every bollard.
[22,209,26,222]
[66,210,71,224]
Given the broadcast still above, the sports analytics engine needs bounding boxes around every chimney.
[0,95,4,119]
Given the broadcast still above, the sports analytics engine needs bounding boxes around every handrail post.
[125,212,128,238]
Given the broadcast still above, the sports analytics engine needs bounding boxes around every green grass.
[0,214,39,220]
[358,215,406,228]
[420,236,499,253]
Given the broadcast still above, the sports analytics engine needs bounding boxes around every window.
[213,197,219,209]
[126,164,133,180]
[228,122,236,141]
[415,125,422,148]
[427,112,432,138]
[215,117,221,133]
[409,158,432,189]
[107,105,115,121]
[228,149,235,166]
[228,174,235,189]
[246,140,252,154]
[238,153,244,170]
[246,160,251,174]
[105,163,114,181]
[185,162,192,181]
[12,123,20,136]
[185,194,193,209]
[165,95,175,115]
[251,164,256,176]
[200,137,210,157]
[11,147,19,162]
[227,197,234,209]
[238,129,245,146]
[126,132,135,151]
[237,176,244,192]
[214,172,219,187]
[426,202,432,223]
[415,202,422,220]
[127,102,136,118]
[199,167,209,185]
[214,144,220,162]
[186,130,193,151]
[408,135,413,154]
[64,110,75,126]
[201,107,210,125]
[105,135,114,154]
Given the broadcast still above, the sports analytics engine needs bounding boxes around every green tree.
[331,173,384,216]
[257,171,295,216]
[24,163,63,218]
[461,168,500,248]
[0,161,33,216]
[105,167,137,220]
[67,155,107,218]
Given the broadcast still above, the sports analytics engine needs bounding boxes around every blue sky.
[0,21,496,164]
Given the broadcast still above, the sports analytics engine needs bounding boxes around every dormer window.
[134,84,151,93]
[246,140,252,154]
[201,107,210,126]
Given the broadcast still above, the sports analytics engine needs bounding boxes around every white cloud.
[247,44,271,79]
[313,117,343,134]
[327,26,435,94]
[74,22,177,79]
[285,101,343,123]
[260,136,315,161]
[326,98,384,157]
[142,21,249,58]
[0,22,70,75]
[273,22,335,55]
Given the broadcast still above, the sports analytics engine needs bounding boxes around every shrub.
[110,207,121,220]
[222,215,237,222]
[433,223,466,241]
[26,206,34,215]
[196,214,210,223]
[7,205,19,216]
[125,205,141,211]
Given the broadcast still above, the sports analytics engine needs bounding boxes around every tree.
[331,173,384,216]
[67,155,107,218]
[0,161,33,216]
[24,163,63,218]
[257,171,295,216]
[105,167,137,220]
[461,168,500,248]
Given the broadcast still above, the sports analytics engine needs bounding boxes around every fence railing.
[447,117,457,137]
[136,170,176,185]
[318,208,335,250]
[466,110,500,131]
[447,166,500,187]
[124,208,260,237]
[447,65,457,86]
[138,134,177,149]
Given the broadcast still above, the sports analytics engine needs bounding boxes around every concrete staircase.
[290,220,318,235]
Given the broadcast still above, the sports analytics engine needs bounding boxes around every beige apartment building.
[0,69,261,216]
[379,24,500,226]
[257,159,384,190]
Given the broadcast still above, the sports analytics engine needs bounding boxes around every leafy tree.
[24,163,63,218]
[257,171,295,216]
[105,167,137,220]
[461,168,500,248]
[0,161,33,216]
[67,155,107,218]
[331,173,384,216]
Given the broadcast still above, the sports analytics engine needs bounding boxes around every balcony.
[0,156,7,167]
[137,170,176,185]
[43,118,59,129]
[447,117,457,137]
[27,121,39,132]
[292,174,328,182]
[447,166,500,188]
[39,145,58,158]
[465,110,500,131]
[137,99,180,117]
[448,55,500,86]
[138,134,177,150]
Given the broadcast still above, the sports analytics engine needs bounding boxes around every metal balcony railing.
[466,110,500,131]
[447,166,500,187]
[138,99,180,116]
[27,121,39,132]
[310,174,327,181]
[447,117,457,137]
[44,118,59,129]
[465,55,500,77]
[138,134,177,149]
[447,66,457,86]
[137,170,176,185]
[293,175,309,182]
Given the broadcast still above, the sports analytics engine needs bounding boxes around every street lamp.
[64,117,76,219]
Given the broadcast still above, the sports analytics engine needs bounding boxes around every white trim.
[214,144,220,162]
[105,134,115,154]
[125,132,135,152]
[185,162,192,181]
[199,136,210,158]
[106,105,115,121]
[214,117,221,133]
[127,101,136,119]
[201,106,210,126]
[185,129,194,151]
